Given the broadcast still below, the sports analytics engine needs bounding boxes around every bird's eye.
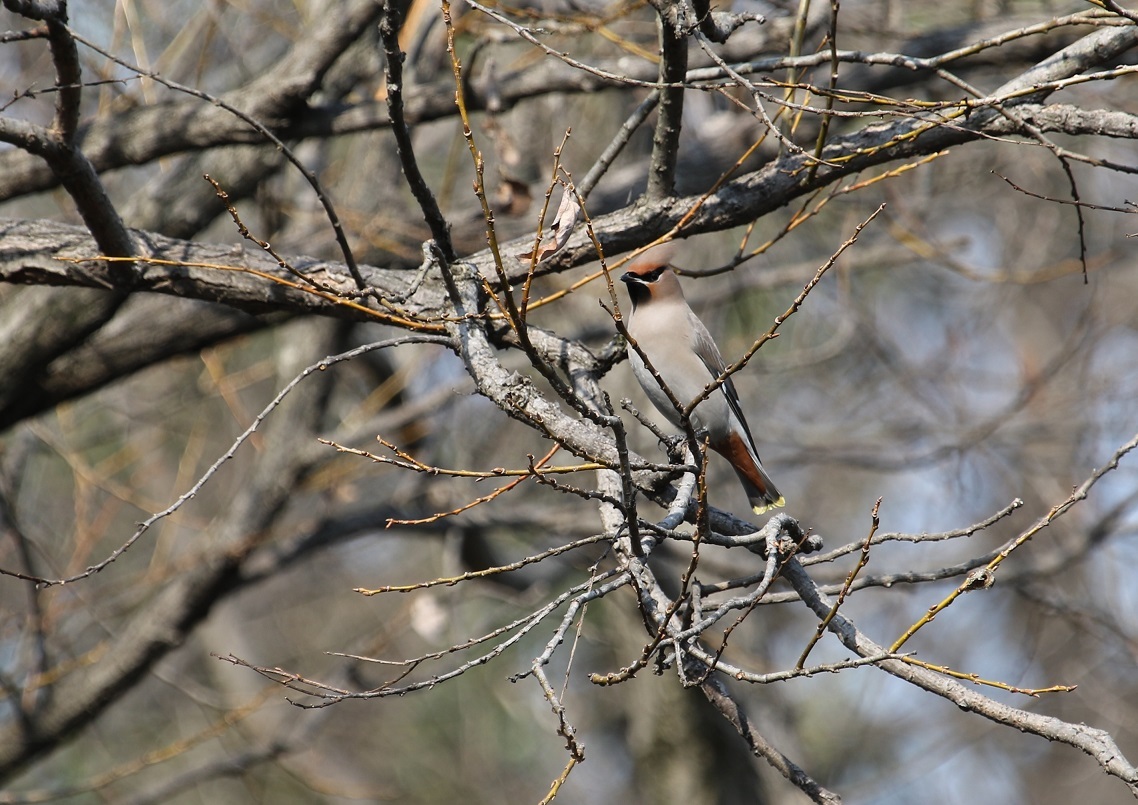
[644,267,667,282]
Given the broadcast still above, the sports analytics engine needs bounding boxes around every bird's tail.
[740,468,786,515]
[713,431,786,515]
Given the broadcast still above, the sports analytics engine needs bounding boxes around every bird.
[620,253,785,515]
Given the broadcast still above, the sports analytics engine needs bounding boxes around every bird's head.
[620,249,684,309]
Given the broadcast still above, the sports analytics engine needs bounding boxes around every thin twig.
[797,498,880,668]
[891,429,1138,651]
[0,336,448,587]
[68,29,367,288]
[684,203,886,418]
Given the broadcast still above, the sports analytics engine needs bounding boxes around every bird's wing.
[689,314,758,447]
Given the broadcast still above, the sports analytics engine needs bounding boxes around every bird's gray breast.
[628,338,731,437]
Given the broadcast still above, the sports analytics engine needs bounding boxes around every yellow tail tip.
[752,496,786,515]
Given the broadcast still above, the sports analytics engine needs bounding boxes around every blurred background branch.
[2,0,1138,802]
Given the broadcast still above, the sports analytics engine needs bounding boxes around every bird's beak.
[619,272,635,284]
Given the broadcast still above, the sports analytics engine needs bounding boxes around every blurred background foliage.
[2,0,1138,803]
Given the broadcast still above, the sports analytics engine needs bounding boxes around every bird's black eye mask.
[638,266,668,283]
[620,267,668,309]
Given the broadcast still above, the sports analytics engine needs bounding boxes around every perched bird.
[621,255,785,514]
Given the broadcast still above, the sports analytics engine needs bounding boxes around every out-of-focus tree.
[2,0,1138,802]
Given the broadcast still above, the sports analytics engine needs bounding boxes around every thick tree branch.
[699,674,841,805]
[781,559,1138,792]
[0,16,1115,204]
[381,0,455,261]
[646,0,689,199]
[0,219,444,321]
